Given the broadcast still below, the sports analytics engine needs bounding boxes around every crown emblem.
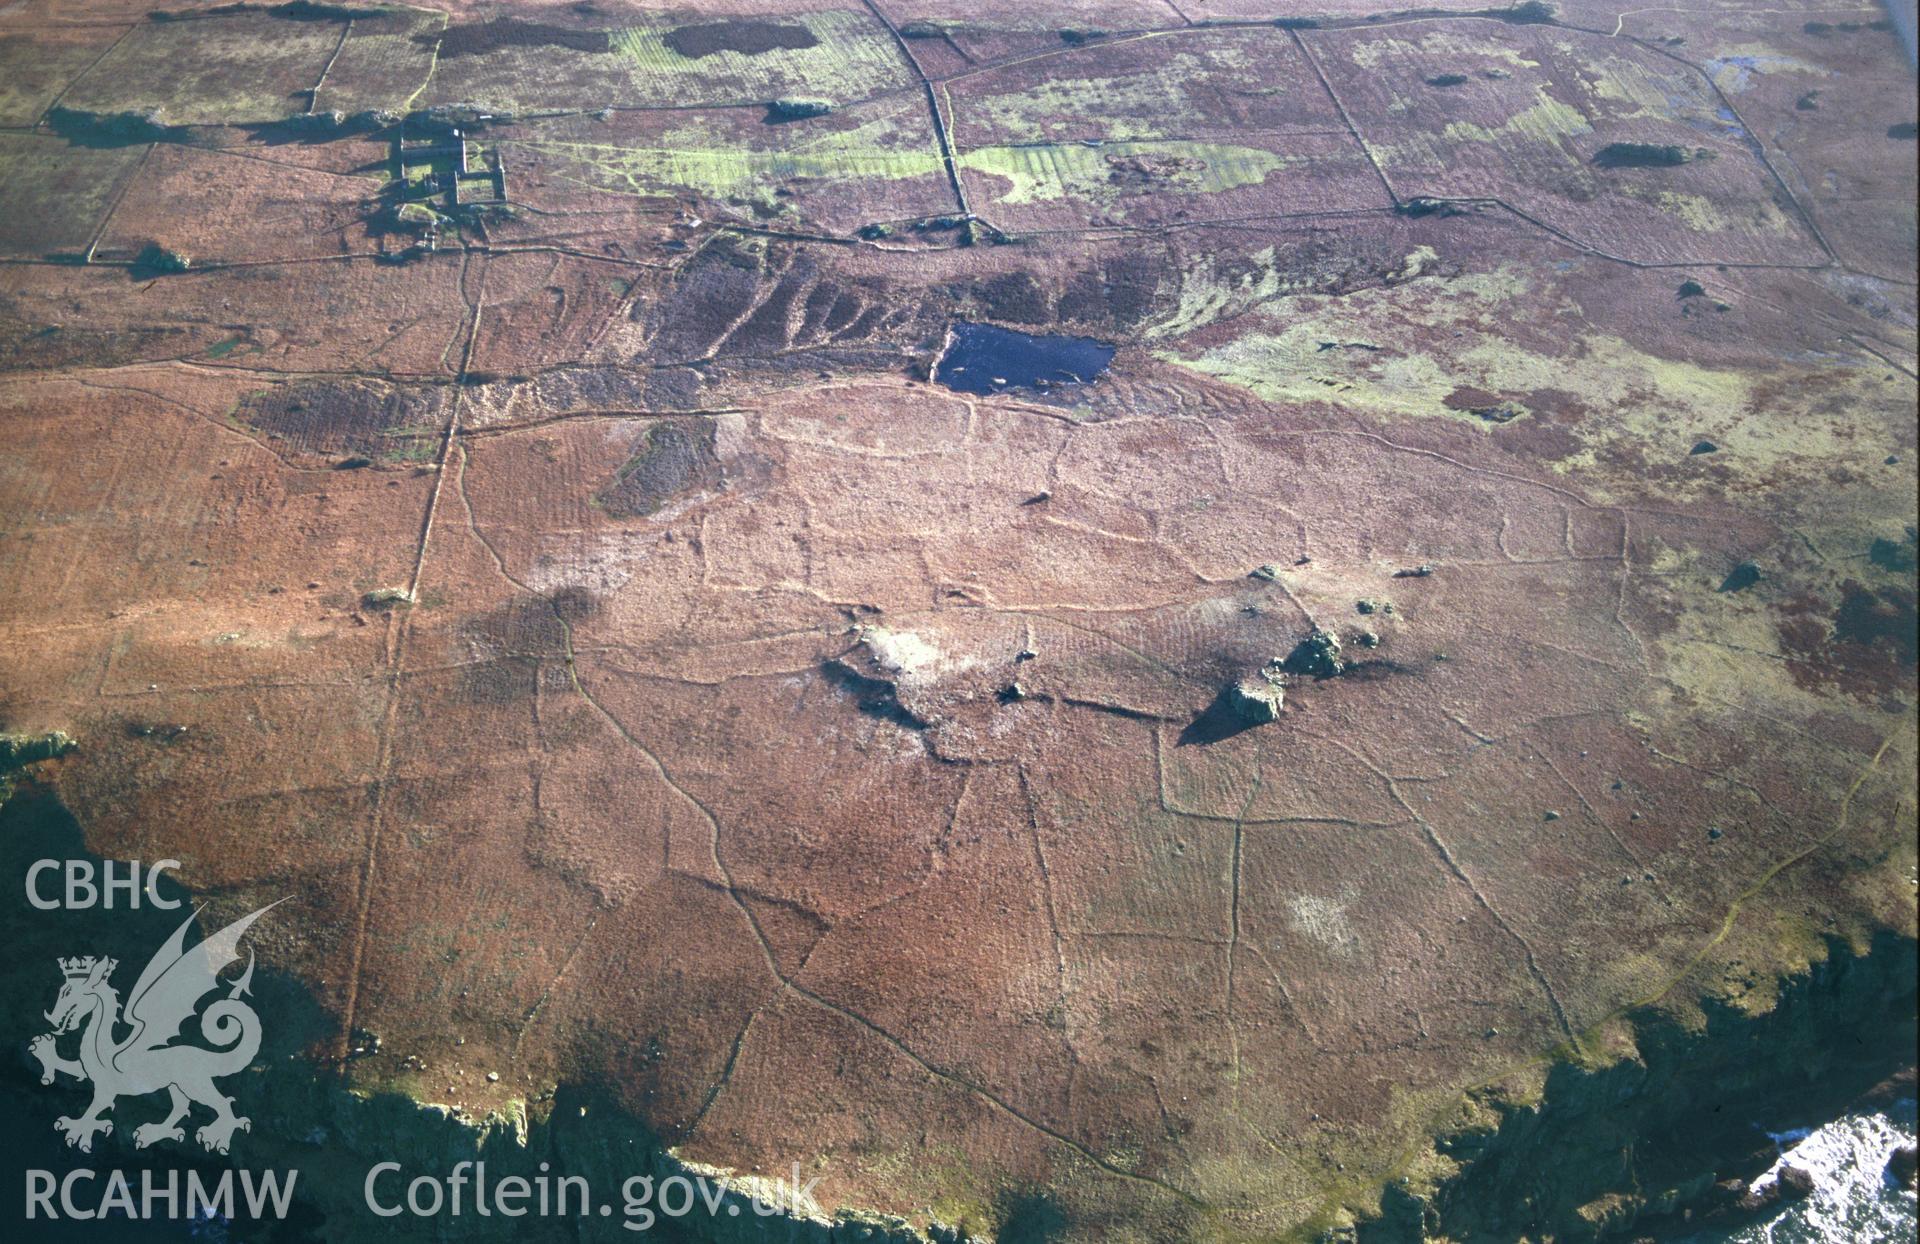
[59,957,105,980]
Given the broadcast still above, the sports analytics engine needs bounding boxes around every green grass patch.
[512,99,943,206]
[520,136,944,200]
[958,139,1292,205]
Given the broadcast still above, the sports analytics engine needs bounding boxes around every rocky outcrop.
[1889,1142,1918,1187]
[1344,931,1917,1242]
[1734,1162,1815,1211]
[0,729,74,802]
[1227,673,1285,724]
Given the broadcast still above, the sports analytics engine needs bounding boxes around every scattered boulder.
[1228,674,1285,724]
[1718,561,1762,593]
[1776,1164,1816,1201]
[1736,1164,1816,1211]
[1678,279,1707,299]
[362,586,415,610]
[1888,1142,1917,1186]
[1426,72,1471,87]
[1393,564,1436,579]
[1691,439,1719,455]
[1282,629,1345,679]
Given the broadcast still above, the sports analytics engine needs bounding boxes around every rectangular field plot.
[312,5,445,115]
[0,134,148,258]
[424,8,913,114]
[943,26,1349,146]
[868,0,1179,66]
[1305,19,1828,264]
[60,10,343,126]
[503,95,955,235]
[0,27,125,127]
[1175,0,1679,20]
[0,253,484,375]
[955,130,1389,232]
[94,142,386,264]
[414,18,632,114]
[1645,8,1919,283]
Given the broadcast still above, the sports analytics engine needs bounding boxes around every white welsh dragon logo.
[29,903,277,1156]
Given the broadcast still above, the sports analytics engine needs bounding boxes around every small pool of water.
[933,322,1115,396]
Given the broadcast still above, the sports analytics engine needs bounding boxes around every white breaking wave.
[1711,1100,1917,1244]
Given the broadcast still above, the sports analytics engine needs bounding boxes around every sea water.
[1694,1100,1917,1244]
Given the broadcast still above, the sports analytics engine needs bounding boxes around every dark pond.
[932,322,1115,396]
